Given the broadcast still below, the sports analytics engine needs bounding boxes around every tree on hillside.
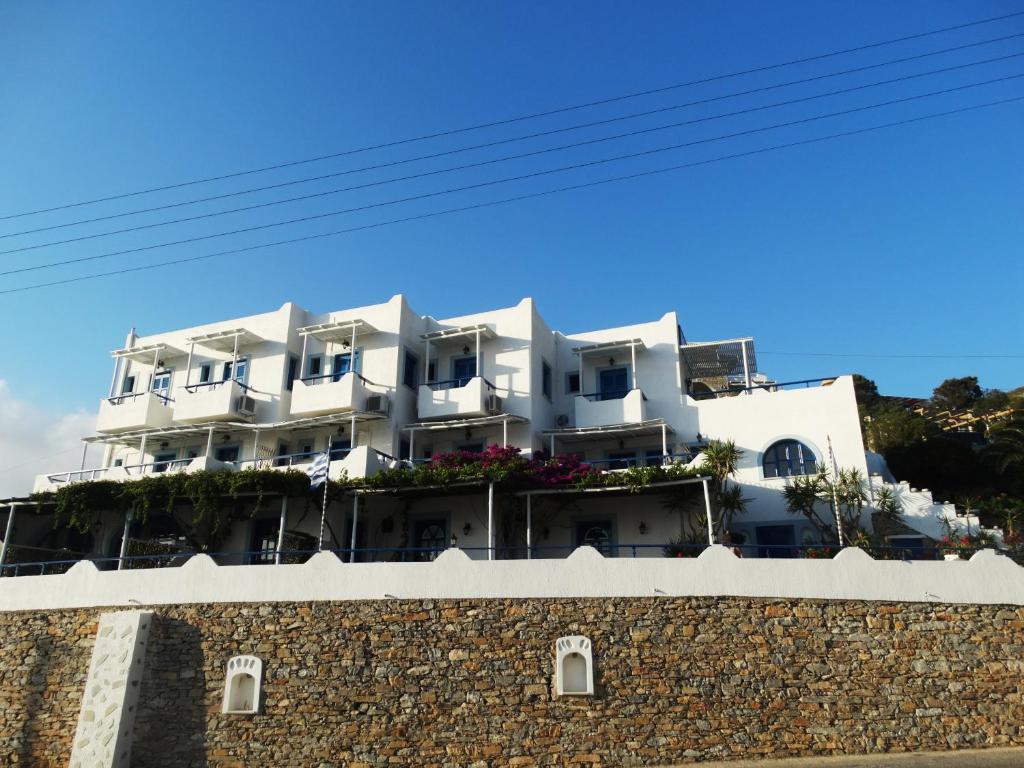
[852,374,880,407]
[932,376,982,412]
[862,405,934,454]
[986,411,1024,480]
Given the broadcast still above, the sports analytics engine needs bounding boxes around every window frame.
[565,371,580,395]
[761,439,818,479]
[541,359,553,400]
[403,350,420,390]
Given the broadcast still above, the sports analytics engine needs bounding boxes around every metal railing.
[183,379,251,393]
[300,371,380,387]
[107,391,174,406]
[578,388,646,402]
[0,542,1000,577]
[690,377,838,401]
[424,377,497,391]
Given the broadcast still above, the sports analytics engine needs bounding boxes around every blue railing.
[690,377,838,401]
[107,391,174,405]
[0,542,998,576]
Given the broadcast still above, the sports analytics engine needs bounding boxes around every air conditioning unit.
[364,394,391,416]
[486,394,502,414]
[555,414,570,428]
[235,395,257,418]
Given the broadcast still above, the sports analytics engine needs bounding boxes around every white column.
[475,329,481,379]
[80,442,89,471]
[275,496,288,565]
[741,340,751,390]
[350,415,357,449]
[184,342,195,388]
[300,333,309,376]
[631,342,638,390]
[0,503,16,569]
[487,482,494,561]
[549,433,555,456]
[252,428,261,464]
[230,334,240,380]
[117,509,133,570]
[350,324,357,375]
[150,347,160,391]
[577,352,583,394]
[108,356,121,398]
[424,339,430,383]
[138,435,148,470]
[349,494,359,564]
[408,429,415,465]
[702,478,714,546]
[205,427,215,457]
[502,418,508,447]
[661,424,668,460]
[525,494,532,560]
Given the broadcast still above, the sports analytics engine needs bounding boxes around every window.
[451,356,476,387]
[644,448,664,467]
[762,439,817,478]
[215,444,240,462]
[274,442,290,467]
[306,355,323,379]
[598,367,629,401]
[223,358,248,384]
[286,356,298,391]
[153,451,177,472]
[151,371,172,397]
[329,437,351,461]
[427,360,436,382]
[542,360,552,400]
[399,439,410,461]
[555,636,594,696]
[458,442,484,453]
[121,374,136,395]
[566,372,580,394]
[198,363,212,384]
[297,439,315,459]
[574,520,614,557]
[403,351,419,390]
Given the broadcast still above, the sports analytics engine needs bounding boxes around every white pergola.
[401,413,528,462]
[108,342,185,398]
[680,337,755,390]
[571,338,646,394]
[420,323,496,384]
[297,319,379,377]
[183,328,263,388]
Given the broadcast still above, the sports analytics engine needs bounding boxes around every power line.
[6,32,1023,241]
[761,351,1024,359]
[2,9,1022,222]
[1,94,1017,296]
[3,74,1020,276]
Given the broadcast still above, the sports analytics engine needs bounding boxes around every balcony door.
[598,367,628,401]
[151,371,172,399]
[451,356,476,387]
[332,350,361,382]
[575,520,615,557]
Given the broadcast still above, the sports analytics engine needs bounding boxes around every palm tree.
[986,411,1024,475]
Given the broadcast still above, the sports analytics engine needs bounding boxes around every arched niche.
[555,635,594,696]
[222,655,263,714]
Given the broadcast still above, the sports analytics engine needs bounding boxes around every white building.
[15,295,969,567]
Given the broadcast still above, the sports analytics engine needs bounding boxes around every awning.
[541,418,674,444]
[571,338,646,355]
[420,323,497,343]
[681,337,756,379]
[185,328,263,352]
[297,319,379,342]
[110,342,185,363]
[83,411,389,447]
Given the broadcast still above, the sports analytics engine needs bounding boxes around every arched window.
[762,440,817,478]
[222,655,263,714]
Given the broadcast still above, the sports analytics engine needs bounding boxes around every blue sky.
[0,0,1021,415]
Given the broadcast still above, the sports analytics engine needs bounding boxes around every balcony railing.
[574,387,646,428]
[690,377,838,401]
[174,379,252,422]
[424,377,496,392]
[289,372,378,418]
[96,390,175,433]
[418,376,498,420]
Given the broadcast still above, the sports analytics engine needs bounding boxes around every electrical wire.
[2,73,1020,275]
[0,94,1017,296]
[5,31,1022,240]
[1,9,1021,221]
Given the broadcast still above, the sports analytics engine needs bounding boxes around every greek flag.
[307,450,330,489]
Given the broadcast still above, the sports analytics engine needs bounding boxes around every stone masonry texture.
[0,598,1022,767]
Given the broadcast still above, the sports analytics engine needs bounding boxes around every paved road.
[672,747,1024,767]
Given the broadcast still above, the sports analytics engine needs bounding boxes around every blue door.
[598,367,628,400]
[575,520,614,557]
[452,356,476,387]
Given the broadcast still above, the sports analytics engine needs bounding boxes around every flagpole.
[827,435,844,547]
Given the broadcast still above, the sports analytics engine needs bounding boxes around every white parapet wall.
[0,547,1022,611]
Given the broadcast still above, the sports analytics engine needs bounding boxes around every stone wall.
[1,598,1022,767]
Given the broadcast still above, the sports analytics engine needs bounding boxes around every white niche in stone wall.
[555,635,594,696]
[222,655,263,714]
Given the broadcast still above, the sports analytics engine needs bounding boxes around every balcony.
[290,373,369,418]
[574,388,646,428]
[96,392,174,434]
[174,380,254,423]
[417,376,497,420]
